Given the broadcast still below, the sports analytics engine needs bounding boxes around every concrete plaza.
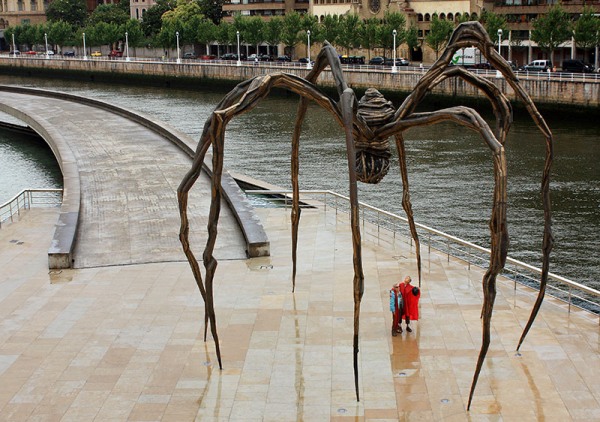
[1,202,599,421]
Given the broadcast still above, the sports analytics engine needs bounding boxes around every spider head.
[355,88,394,184]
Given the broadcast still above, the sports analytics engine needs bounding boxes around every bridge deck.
[0,89,248,268]
[0,206,598,421]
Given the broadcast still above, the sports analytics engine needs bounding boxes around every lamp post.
[392,29,398,73]
[306,30,312,69]
[236,31,241,66]
[496,29,503,78]
[12,33,16,58]
[176,31,181,64]
[44,32,49,59]
[125,31,130,62]
[82,32,88,60]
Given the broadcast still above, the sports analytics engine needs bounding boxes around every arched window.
[417,14,423,22]
[448,13,454,21]
[471,12,478,20]
[136,8,139,18]
[440,13,446,20]
[424,13,430,22]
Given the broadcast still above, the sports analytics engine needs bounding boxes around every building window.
[417,13,423,21]
[424,13,430,22]
[18,0,24,11]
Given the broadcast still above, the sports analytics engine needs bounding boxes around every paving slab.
[0,206,598,421]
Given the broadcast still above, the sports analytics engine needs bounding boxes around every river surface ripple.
[0,76,598,291]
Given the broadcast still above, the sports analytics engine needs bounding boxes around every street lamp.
[307,30,312,69]
[125,31,130,62]
[497,29,503,56]
[44,32,49,59]
[236,31,241,66]
[496,29,503,78]
[392,29,398,74]
[176,31,181,64]
[12,33,16,58]
[82,32,88,60]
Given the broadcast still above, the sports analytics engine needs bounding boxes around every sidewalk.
[0,206,599,421]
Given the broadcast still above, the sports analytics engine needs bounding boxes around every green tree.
[243,17,265,53]
[531,4,573,64]
[405,24,419,61]
[85,22,122,48]
[141,0,176,37]
[198,0,224,25]
[480,10,508,47]
[320,14,339,46]
[47,20,74,53]
[263,17,282,53]
[122,19,144,55]
[215,21,235,55]
[281,11,302,56]
[46,0,88,27]
[378,11,406,57]
[359,18,379,60]
[573,7,600,63]
[87,4,130,26]
[337,14,360,54]
[425,14,453,59]
[195,18,217,55]
[160,0,205,46]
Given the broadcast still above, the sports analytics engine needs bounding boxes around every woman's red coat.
[399,282,420,320]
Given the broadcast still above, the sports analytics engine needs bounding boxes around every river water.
[0,75,598,290]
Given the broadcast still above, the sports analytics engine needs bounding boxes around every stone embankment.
[1,56,598,108]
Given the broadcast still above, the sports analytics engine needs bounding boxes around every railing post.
[568,287,572,314]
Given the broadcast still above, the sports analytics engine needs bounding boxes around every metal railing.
[0,189,63,228]
[245,189,600,321]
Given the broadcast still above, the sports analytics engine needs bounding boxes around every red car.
[24,50,38,55]
[108,50,123,58]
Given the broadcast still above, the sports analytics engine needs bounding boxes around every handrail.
[245,189,600,319]
[0,188,63,228]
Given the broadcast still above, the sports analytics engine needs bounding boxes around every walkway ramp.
[0,205,598,420]
[0,88,249,268]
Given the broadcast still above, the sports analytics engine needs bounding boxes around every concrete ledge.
[0,85,269,261]
[0,93,81,269]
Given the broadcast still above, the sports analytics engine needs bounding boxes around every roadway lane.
[0,90,246,268]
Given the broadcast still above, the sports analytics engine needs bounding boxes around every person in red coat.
[398,275,420,333]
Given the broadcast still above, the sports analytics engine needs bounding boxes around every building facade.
[130,0,154,21]
[222,0,309,21]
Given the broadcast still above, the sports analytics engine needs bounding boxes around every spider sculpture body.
[178,22,553,410]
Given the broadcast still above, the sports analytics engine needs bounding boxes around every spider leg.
[179,72,347,370]
[339,87,364,402]
[392,21,553,393]
[289,42,367,292]
[393,134,422,287]
[381,106,507,410]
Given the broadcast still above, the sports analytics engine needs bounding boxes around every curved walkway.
[0,86,264,268]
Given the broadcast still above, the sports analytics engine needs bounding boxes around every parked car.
[368,56,386,65]
[91,51,102,57]
[247,53,259,61]
[221,53,242,60]
[9,50,21,56]
[183,52,197,59]
[298,57,314,65]
[108,50,123,58]
[562,59,594,73]
[199,55,216,60]
[520,60,553,72]
[276,55,291,62]
[258,54,273,61]
[24,50,38,55]
[384,58,410,67]
[63,50,75,57]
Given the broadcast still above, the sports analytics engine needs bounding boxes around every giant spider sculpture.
[178,21,553,410]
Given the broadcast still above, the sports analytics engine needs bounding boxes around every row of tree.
[5,0,600,63]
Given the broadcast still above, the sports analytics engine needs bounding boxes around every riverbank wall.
[1,57,599,109]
